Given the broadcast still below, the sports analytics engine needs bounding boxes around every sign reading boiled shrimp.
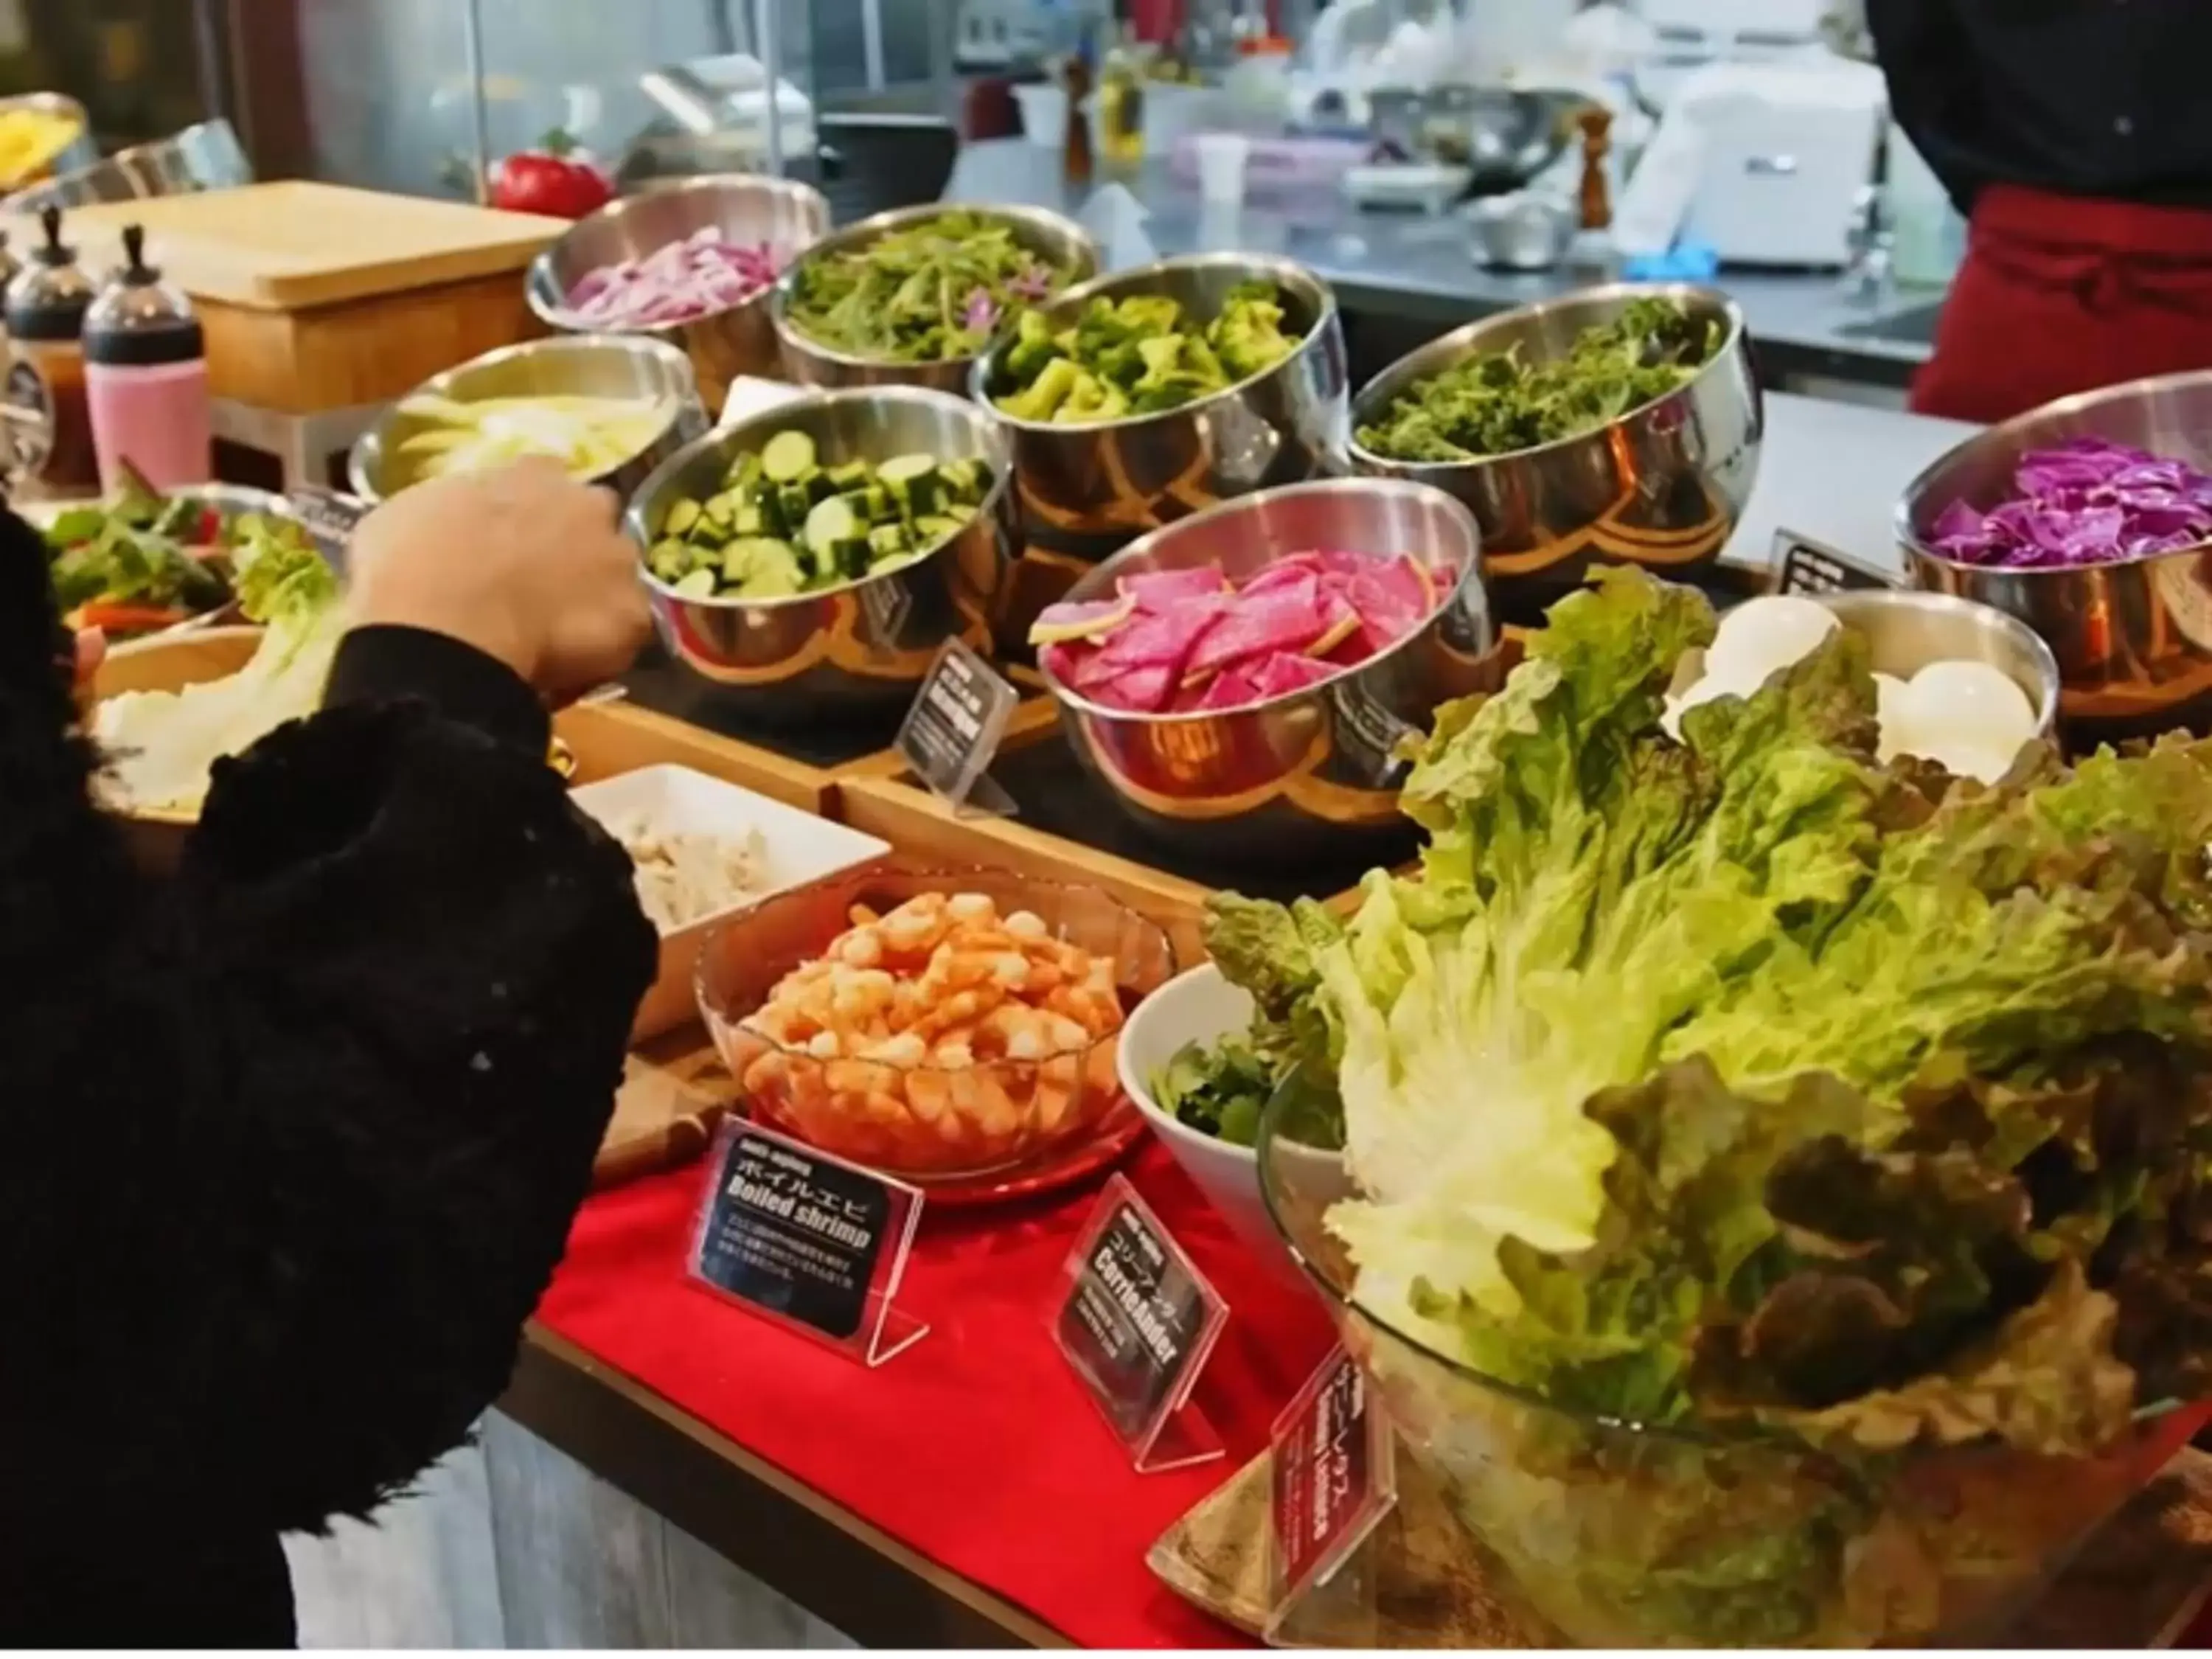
[1053,1175,1228,1472]
[686,1119,930,1367]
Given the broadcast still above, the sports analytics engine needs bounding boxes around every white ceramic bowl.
[1119,961,1304,1283]
[569,764,889,1043]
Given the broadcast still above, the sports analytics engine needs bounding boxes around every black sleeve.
[0,510,655,1537]
[1865,0,1985,215]
[325,622,550,754]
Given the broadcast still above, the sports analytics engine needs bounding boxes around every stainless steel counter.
[944,139,1944,392]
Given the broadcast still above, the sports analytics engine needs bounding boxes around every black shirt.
[0,510,655,1646]
[1868,0,2212,215]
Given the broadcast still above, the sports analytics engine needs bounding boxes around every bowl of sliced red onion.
[1899,366,2212,740]
[526,173,831,414]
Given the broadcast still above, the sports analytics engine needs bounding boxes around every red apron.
[1913,184,2212,425]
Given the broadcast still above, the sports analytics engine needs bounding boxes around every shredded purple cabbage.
[1930,437,2212,568]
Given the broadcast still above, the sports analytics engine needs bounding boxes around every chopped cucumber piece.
[671,568,717,599]
[648,538,692,580]
[761,429,817,482]
[804,495,863,559]
[866,523,909,560]
[664,498,703,536]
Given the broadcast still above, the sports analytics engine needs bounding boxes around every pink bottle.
[83,224,212,493]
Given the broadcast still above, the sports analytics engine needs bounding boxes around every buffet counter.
[472,387,1985,1649]
[942,139,1943,397]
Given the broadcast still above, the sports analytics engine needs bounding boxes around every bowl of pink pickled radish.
[527,173,831,413]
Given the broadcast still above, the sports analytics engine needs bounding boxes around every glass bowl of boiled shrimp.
[695,866,1180,1182]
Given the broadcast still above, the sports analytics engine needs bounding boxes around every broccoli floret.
[1004,308,1062,381]
[1128,334,1220,414]
[1000,356,1083,422]
[1061,372,1131,422]
[1207,282,1296,383]
[1113,294,1183,337]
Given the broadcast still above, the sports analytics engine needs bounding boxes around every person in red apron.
[1866,0,2212,425]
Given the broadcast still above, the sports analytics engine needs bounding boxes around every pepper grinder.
[84,225,212,493]
[3,206,98,492]
[1566,103,1623,283]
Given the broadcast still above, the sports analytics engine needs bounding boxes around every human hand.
[345,457,650,701]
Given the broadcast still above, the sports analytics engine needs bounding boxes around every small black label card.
[688,1125,902,1343]
[1053,1175,1228,1469]
[287,483,372,546]
[1771,528,1899,597]
[895,638,1019,815]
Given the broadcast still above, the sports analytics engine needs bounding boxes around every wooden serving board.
[21,183,568,311]
[1151,1439,2212,1649]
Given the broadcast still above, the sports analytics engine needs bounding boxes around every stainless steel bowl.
[525,174,832,416]
[22,481,349,637]
[625,384,1013,722]
[347,334,707,504]
[1897,368,2212,742]
[1349,283,1762,625]
[769,202,1099,394]
[1036,478,1498,869]
[4,118,248,215]
[1369,84,1587,195]
[1468,193,1573,273]
[973,253,1349,641]
[1817,588,2062,737]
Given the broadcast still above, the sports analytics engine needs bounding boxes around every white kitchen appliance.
[1660,58,1885,268]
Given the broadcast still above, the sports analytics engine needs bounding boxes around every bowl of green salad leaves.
[1350,282,1760,625]
[770,204,1097,394]
[1119,898,1349,1283]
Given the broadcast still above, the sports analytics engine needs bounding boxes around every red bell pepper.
[489,129,614,220]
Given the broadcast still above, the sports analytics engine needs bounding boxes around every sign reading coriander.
[1052,1175,1228,1472]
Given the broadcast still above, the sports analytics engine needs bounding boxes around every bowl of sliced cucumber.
[625,384,1015,719]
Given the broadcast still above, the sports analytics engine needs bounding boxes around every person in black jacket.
[0,458,658,1646]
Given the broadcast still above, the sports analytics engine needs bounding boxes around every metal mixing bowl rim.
[350,331,701,499]
[524,172,832,334]
[1809,586,2065,736]
[626,382,1012,613]
[1344,281,1749,472]
[1894,364,2212,578]
[967,251,1340,437]
[1033,476,1483,726]
[767,201,1099,372]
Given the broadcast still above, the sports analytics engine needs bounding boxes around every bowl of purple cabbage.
[1901,369,2212,736]
[526,173,831,412]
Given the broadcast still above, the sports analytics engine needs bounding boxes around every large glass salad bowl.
[1255,1083,2208,1649]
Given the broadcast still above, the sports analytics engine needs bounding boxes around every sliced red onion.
[557,227,782,330]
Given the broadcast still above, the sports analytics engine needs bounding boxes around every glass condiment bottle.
[83,225,212,493]
[1098,20,1147,171]
[4,206,97,492]
[1062,43,1096,187]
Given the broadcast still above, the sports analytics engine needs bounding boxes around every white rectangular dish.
[571,763,891,1042]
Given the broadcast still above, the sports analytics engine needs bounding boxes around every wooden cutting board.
[13,182,569,312]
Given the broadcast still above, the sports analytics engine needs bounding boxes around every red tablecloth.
[537,1140,1338,1647]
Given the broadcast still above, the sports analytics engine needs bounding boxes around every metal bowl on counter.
[1036,479,1497,870]
[769,202,1099,394]
[973,253,1349,641]
[4,118,248,215]
[1816,588,2062,740]
[1349,283,1762,626]
[1368,84,1587,195]
[1898,368,2212,742]
[347,334,707,504]
[625,384,1012,723]
[525,174,832,416]
[22,483,350,630]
